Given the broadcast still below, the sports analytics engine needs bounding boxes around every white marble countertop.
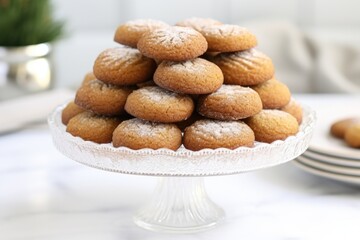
[1,94,360,240]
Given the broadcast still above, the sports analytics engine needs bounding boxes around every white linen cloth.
[0,89,73,134]
[243,20,360,93]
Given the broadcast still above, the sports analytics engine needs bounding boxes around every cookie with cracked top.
[212,48,274,86]
[112,118,182,150]
[154,58,223,94]
[197,85,262,120]
[93,46,156,86]
[199,24,257,52]
[183,119,255,150]
[75,79,133,116]
[125,86,194,123]
[66,111,122,144]
[114,19,169,48]
[137,26,208,61]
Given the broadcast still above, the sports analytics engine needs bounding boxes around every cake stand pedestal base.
[133,177,225,233]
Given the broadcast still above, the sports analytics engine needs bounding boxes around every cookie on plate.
[93,46,156,86]
[200,24,257,52]
[197,85,262,120]
[67,111,121,144]
[246,110,299,143]
[125,86,194,123]
[212,48,274,86]
[75,79,133,116]
[252,78,291,109]
[154,58,223,94]
[183,119,255,150]
[114,19,169,48]
[137,26,208,61]
[61,101,84,125]
[112,118,182,150]
[344,123,360,148]
[330,118,360,139]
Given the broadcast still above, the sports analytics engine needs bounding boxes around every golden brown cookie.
[153,58,223,94]
[93,46,156,86]
[61,101,84,125]
[330,118,360,139]
[66,111,121,144]
[252,78,291,109]
[246,110,299,143]
[199,24,257,52]
[175,17,222,32]
[114,19,169,48]
[197,85,262,120]
[344,123,360,148]
[82,72,96,85]
[112,118,182,150]
[137,26,208,61]
[281,99,303,124]
[183,120,255,150]
[125,86,194,123]
[212,48,274,86]
[75,79,133,116]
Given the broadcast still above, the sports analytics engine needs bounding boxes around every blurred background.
[1,0,360,101]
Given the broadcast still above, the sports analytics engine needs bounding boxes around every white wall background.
[52,0,360,91]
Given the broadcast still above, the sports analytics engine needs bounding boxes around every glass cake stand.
[48,104,316,233]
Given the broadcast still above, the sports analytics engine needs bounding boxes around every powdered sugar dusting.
[164,58,208,72]
[192,119,245,138]
[211,85,254,96]
[125,19,169,31]
[138,86,183,102]
[123,118,171,136]
[202,24,249,36]
[149,26,201,46]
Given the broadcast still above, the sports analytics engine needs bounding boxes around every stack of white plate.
[293,96,360,185]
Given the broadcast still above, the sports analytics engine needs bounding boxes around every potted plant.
[0,0,64,99]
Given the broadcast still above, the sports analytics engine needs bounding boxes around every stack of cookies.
[62,18,303,151]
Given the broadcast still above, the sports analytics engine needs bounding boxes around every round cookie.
[344,123,360,148]
[199,24,257,52]
[252,78,291,109]
[75,79,133,116]
[175,17,222,32]
[154,58,223,94]
[330,118,360,139]
[61,101,84,125]
[66,111,121,144]
[246,110,299,143]
[114,19,169,48]
[197,85,262,120]
[125,86,194,123]
[112,118,182,150]
[281,99,303,124]
[93,46,156,86]
[82,72,96,85]
[183,120,255,151]
[212,48,274,86]
[137,26,208,61]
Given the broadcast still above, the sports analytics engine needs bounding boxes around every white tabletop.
[1,94,360,240]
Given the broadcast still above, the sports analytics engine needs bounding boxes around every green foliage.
[0,0,64,46]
